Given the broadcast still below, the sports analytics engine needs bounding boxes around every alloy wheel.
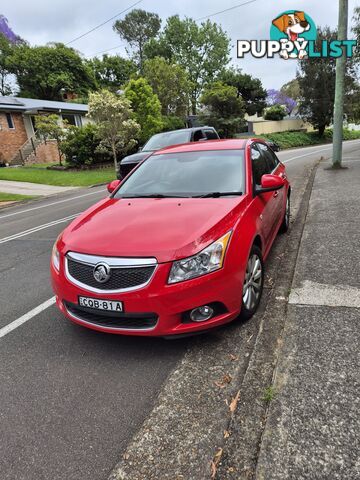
[242,253,263,310]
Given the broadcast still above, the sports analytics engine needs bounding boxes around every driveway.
[0,179,77,196]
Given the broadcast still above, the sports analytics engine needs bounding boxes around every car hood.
[60,196,247,263]
[121,151,152,164]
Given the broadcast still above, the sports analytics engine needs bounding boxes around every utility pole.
[332,0,349,168]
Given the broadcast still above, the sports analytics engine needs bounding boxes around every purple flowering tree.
[0,15,19,43]
[266,89,297,115]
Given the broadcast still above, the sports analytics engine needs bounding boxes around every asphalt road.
[0,141,359,480]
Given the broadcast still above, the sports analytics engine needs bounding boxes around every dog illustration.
[272,11,311,59]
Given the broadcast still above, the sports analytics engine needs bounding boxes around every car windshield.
[143,131,191,151]
[114,150,245,198]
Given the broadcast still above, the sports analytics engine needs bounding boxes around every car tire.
[279,194,290,233]
[239,245,264,321]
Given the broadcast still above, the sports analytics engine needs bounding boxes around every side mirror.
[256,174,285,194]
[107,179,121,194]
[138,146,143,152]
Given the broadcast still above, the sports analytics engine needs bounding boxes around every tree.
[143,57,191,116]
[199,81,246,138]
[88,90,140,170]
[0,34,14,95]
[297,27,358,136]
[9,43,96,100]
[124,77,163,143]
[113,9,161,71]
[266,89,296,115]
[144,16,230,114]
[87,54,136,92]
[34,114,68,165]
[280,79,300,101]
[219,68,267,116]
[264,104,287,121]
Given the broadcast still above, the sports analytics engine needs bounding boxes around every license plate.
[78,296,123,312]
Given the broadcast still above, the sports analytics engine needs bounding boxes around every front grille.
[64,302,158,330]
[67,258,155,291]
[120,162,137,178]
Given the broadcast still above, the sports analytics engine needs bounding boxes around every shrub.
[161,115,186,132]
[61,124,111,167]
[264,104,287,121]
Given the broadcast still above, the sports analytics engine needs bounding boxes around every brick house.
[0,96,89,165]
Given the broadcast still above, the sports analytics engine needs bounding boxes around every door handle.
[273,191,279,198]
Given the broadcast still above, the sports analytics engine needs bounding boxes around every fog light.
[190,305,214,323]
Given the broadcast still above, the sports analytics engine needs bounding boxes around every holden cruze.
[51,139,290,337]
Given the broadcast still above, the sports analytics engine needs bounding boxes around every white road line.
[0,213,79,244]
[0,188,104,220]
[0,297,56,339]
[282,146,333,163]
[278,139,360,156]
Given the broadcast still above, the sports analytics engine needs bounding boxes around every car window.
[114,150,246,197]
[193,130,205,142]
[257,143,280,172]
[143,131,190,151]
[204,129,218,140]
[251,144,271,186]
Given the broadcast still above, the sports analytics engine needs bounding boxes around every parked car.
[117,126,219,179]
[266,140,280,152]
[51,139,290,337]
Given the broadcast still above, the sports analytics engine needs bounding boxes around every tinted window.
[193,130,205,142]
[204,129,218,140]
[251,144,270,185]
[257,143,279,171]
[115,150,245,197]
[143,131,191,151]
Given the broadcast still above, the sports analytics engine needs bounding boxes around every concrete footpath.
[0,179,76,196]
[256,156,360,479]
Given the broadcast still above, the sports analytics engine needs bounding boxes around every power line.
[86,0,258,58]
[66,0,142,45]
[195,0,258,22]
[90,44,126,57]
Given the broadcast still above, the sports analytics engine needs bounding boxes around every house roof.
[0,96,88,114]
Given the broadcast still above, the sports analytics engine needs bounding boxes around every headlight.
[168,231,232,284]
[51,242,60,271]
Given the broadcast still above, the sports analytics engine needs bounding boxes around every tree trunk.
[318,125,326,137]
[57,140,62,166]
[111,144,118,174]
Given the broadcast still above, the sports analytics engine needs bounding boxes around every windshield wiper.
[193,191,243,198]
[121,194,189,198]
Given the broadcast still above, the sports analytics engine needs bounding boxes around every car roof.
[154,139,248,155]
[151,126,216,136]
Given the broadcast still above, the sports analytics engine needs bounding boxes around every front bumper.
[51,260,243,337]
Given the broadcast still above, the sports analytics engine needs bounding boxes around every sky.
[2,0,360,89]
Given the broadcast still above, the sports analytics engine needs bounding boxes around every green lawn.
[0,166,116,187]
[0,192,38,202]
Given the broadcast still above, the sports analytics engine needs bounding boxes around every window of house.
[6,113,14,129]
[62,114,82,127]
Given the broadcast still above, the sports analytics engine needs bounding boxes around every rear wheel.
[279,195,290,233]
[240,246,264,321]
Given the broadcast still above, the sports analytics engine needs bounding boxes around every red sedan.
[51,139,290,337]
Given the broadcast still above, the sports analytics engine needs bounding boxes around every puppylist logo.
[237,10,357,60]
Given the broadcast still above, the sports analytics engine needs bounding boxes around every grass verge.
[0,192,38,202]
[0,167,115,187]
[240,128,360,150]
